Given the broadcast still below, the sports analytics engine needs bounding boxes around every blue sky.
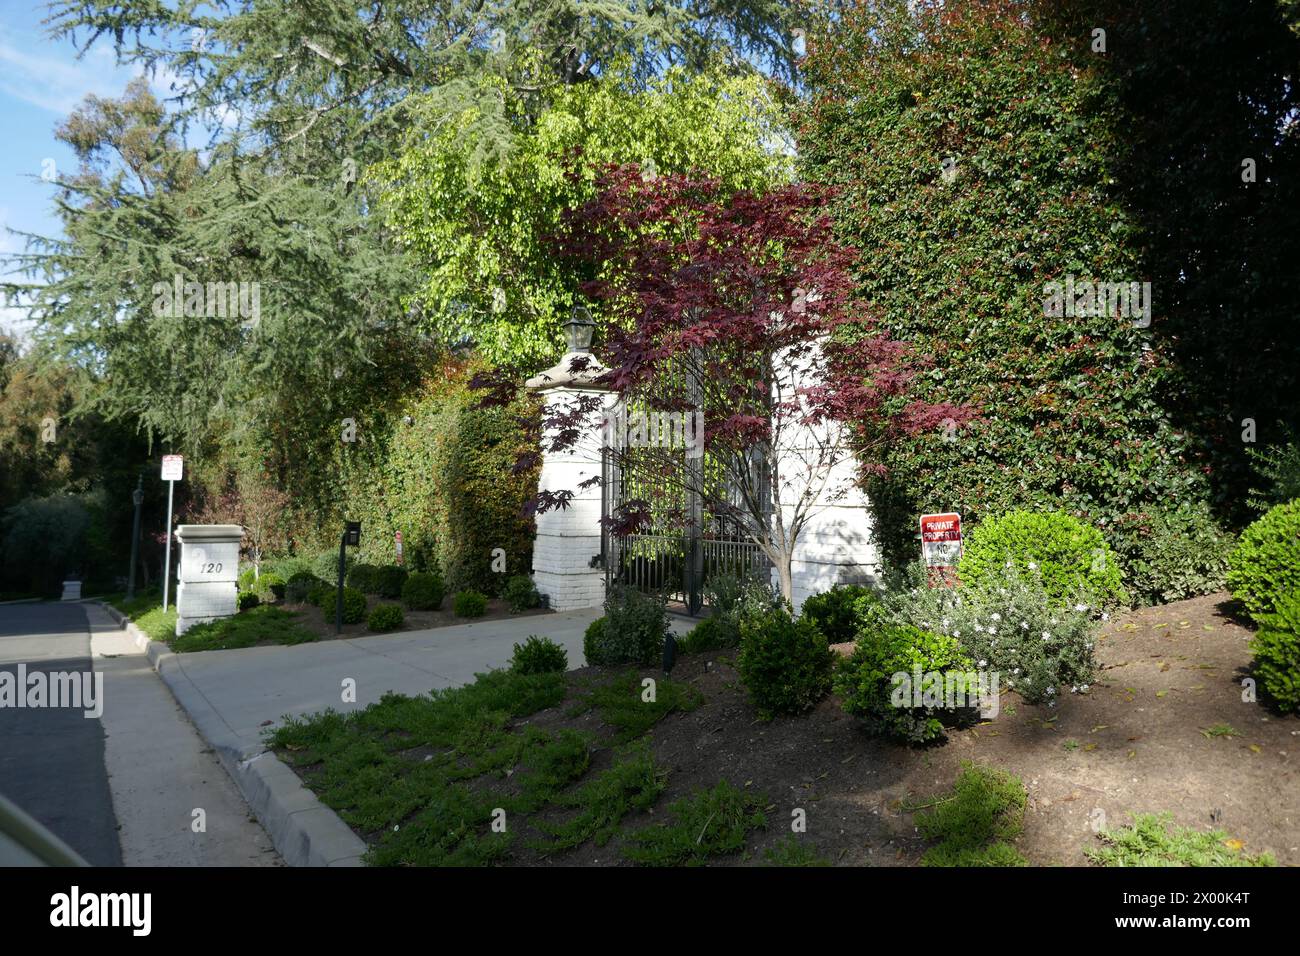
[0,0,171,336]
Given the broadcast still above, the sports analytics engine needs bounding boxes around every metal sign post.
[161,455,183,610]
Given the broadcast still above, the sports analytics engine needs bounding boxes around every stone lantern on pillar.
[524,307,616,611]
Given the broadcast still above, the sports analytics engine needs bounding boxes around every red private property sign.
[920,513,962,584]
[394,531,404,565]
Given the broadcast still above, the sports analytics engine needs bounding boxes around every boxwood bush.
[373,565,408,599]
[510,635,568,675]
[736,609,834,720]
[286,572,325,604]
[834,622,976,744]
[452,589,487,618]
[502,574,542,613]
[1226,499,1300,619]
[401,570,445,611]
[958,511,1125,608]
[324,586,368,625]
[367,603,405,633]
[583,587,669,667]
[800,583,883,644]
[237,590,261,611]
[1250,593,1300,714]
[346,563,382,593]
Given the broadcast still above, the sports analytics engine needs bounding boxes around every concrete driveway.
[155,608,697,762]
[157,608,604,760]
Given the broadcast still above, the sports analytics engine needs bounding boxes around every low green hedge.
[402,571,445,610]
[367,603,405,633]
[736,609,834,720]
[1227,499,1300,619]
[958,510,1126,608]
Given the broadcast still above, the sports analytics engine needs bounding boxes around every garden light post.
[337,521,361,634]
[126,475,144,599]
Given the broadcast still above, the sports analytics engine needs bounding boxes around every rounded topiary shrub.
[510,635,568,675]
[958,510,1126,608]
[285,572,324,604]
[401,571,445,611]
[1226,499,1300,619]
[799,583,882,644]
[237,590,261,611]
[346,563,382,594]
[1250,593,1300,714]
[373,565,408,599]
[324,586,368,625]
[452,589,487,618]
[503,574,541,613]
[678,615,728,655]
[305,582,331,607]
[255,572,286,601]
[367,603,405,633]
[583,587,669,667]
[736,609,834,720]
[583,617,607,662]
[833,623,976,745]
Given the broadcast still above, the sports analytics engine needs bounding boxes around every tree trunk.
[775,551,794,606]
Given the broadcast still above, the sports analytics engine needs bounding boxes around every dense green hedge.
[335,361,539,596]
[799,0,1221,569]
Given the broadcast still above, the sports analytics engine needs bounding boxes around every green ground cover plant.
[170,606,316,653]
[622,781,767,866]
[911,762,1028,867]
[1086,813,1275,867]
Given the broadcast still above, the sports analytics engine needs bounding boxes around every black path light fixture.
[337,521,361,634]
[566,304,595,353]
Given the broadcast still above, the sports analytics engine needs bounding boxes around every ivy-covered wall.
[797,0,1292,569]
[333,360,540,595]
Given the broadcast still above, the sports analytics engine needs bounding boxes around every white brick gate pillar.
[525,333,615,611]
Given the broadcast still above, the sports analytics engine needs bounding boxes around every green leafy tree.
[373,66,793,365]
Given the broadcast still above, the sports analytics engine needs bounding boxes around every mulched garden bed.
[274,591,1298,866]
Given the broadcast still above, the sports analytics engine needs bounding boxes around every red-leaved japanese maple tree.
[529,165,971,602]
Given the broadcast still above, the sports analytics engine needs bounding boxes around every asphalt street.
[0,601,122,866]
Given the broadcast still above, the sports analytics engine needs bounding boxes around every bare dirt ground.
[531,592,1299,865]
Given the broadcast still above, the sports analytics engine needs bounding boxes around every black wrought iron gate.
[601,435,768,616]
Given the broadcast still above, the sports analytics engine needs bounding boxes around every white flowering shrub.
[878,562,1100,706]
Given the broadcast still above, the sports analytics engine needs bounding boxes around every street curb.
[95,602,367,867]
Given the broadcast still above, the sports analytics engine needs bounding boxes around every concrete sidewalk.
[85,604,280,866]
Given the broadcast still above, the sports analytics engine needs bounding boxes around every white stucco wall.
[527,342,882,614]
